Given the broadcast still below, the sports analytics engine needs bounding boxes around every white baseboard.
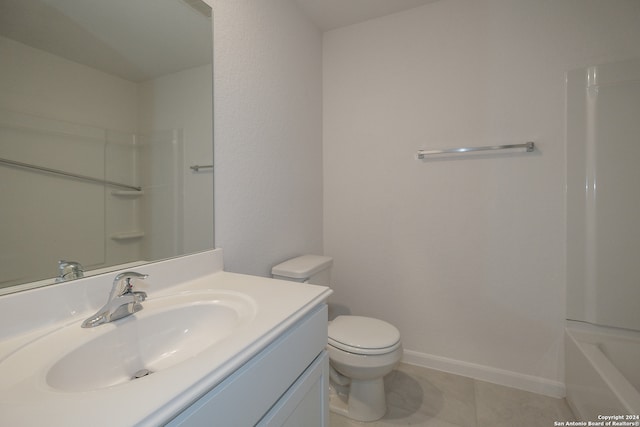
[402,349,566,399]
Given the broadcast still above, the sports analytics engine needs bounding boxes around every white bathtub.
[565,321,640,420]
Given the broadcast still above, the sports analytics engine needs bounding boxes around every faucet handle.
[112,271,148,297]
[56,260,84,282]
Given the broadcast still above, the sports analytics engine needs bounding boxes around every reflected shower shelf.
[111,190,144,197]
[111,231,144,241]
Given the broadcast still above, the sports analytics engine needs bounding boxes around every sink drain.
[132,369,153,379]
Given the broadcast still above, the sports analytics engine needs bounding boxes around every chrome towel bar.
[416,142,535,159]
[0,157,142,191]
[190,164,213,172]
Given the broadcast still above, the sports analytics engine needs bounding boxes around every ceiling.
[0,0,212,82]
[0,0,438,82]
[293,0,440,32]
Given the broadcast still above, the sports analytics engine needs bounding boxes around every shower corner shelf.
[111,190,144,197]
[111,231,145,241]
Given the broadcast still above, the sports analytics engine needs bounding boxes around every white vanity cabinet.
[166,304,329,427]
[0,251,333,427]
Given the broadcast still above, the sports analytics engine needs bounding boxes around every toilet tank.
[271,255,333,285]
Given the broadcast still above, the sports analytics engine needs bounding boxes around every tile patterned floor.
[330,363,576,427]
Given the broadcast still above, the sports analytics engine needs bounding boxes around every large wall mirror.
[0,0,214,294]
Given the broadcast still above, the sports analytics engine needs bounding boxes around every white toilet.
[272,255,402,422]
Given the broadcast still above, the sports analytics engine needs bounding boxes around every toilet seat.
[328,316,401,355]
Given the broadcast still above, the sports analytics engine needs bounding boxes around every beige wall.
[0,36,138,132]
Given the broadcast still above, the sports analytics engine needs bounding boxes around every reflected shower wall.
[0,109,184,288]
[105,129,144,267]
[567,58,640,331]
[0,110,107,287]
[106,128,185,266]
[137,129,185,262]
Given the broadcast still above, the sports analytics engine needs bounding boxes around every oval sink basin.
[2,290,256,393]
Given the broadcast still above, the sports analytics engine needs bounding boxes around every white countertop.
[0,250,332,426]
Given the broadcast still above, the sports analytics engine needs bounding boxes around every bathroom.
[1,0,640,426]
[218,0,640,422]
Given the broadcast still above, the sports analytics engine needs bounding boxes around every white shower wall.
[566,58,640,332]
[323,0,640,395]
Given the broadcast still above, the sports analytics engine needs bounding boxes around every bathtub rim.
[565,320,640,418]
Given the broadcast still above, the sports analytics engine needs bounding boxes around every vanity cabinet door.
[256,351,329,427]
[165,304,328,426]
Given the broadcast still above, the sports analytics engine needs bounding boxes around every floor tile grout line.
[472,378,479,427]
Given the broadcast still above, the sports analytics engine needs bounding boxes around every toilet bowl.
[327,315,402,421]
[271,255,403,422]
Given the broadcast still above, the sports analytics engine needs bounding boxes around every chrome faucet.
[56,260,84,282]
[81,271,148,328]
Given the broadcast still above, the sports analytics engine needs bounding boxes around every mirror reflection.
[0,0,214,294]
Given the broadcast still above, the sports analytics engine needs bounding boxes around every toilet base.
[328,384,349,416]
[329,377,387,422]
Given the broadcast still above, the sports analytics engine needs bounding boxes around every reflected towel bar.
[416,142,535,159]
[0,157,142,191]
[190,164,213,172]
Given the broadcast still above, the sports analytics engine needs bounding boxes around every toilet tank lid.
[271,255,333,279]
